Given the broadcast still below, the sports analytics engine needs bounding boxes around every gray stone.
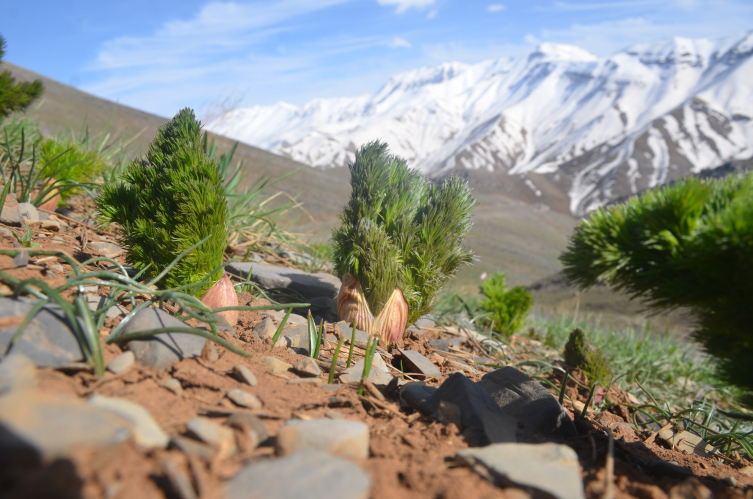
[293,357,321,377]
[321,384,340,393]
[232,364,258,386]
[262,356,292,374]
[339,355,394,385]
[226,261,341,300]
[416,317,436,329]
[326,410,345,419]
[225,450,370,499]
[276,419,369,459]
[186,417,236,454]
[262,310,307,325]
[1,193,22,226]
[225,413,268,446]
[89,394,169,449]
[0,389,129,461]
[252,317,277,339]
[12,250,29,268]
[163,457,198,499]
[18,203,39,222]
[308,296,338,318]
[226,388,263,409]
[170,435,215,460]
[429,337,464,352]
[457,443,585,499]
[115,307,206,370]
[336,322,371,345]
[477,367,577,438]
[398,348,441,379]
[280,323,313,349]
[0,353,36,395]
[206,313,235,336]
[0,298,84,368]
[87,241,123,257]
[164,378,184,396]
[656,429,716,458]
[107,351,135,374]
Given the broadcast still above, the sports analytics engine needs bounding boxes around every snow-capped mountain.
[208,31,753,216]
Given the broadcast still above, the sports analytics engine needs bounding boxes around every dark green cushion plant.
[97,108,227,296]
[560,173,753,399]
[563,328,611,386]
[479,272,533,337]
[332,141,476,336]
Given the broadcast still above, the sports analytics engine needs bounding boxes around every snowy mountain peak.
[208,31,753,216]
[528,43,597,63]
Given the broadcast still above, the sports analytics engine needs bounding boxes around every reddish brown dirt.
[1,201,752,499]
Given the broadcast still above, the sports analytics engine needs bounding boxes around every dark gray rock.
[276,419,369,458]
[0,298,84,368]
[252,317,277,339]
[336,322,370,346]
[457,443,585,499]
[282,323,312,349]
[0,193,22,226]
[307,296,338,322]
[225,450,371,499]
[397,348,441,379]
[226,261,341,300]
[107,351,135,374]
[477,367,577,438]
[115,308,206,370]
[339,355,393,385]
[0,354,36,395]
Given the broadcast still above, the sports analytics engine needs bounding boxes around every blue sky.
[2,0,752,119]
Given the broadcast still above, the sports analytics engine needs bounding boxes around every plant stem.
[346,320,357,368]
[358,337,378,396]
[580,384,598,419]
[329,337,344,385]
[559,369,570,405]
[314,319,324,358]
[269,307,292,353]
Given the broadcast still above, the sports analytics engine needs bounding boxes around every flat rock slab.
[0,298,84,368]
[226,449,371,499]
[115,308,206,370]
[89,394,169,449]
[398,348,441,379]
[0,389,129,463]
[477,367,577,438]
[339,355,393,385]
[276,419,369,459]
[227,261,341,300]
[657,429,716,458]
[428,337,464,352]
[457,443,585,499]
[336,323,372,346]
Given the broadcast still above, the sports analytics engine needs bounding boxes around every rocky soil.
[0,195,752,499]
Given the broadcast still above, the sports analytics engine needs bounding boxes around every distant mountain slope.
[209,31,753,216]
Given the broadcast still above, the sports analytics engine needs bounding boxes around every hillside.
[209,31,753,217]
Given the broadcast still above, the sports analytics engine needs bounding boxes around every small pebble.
[288,378,322,387]
[186,417,236,455]
[262,356,292,374]
[293,357,321,377]
[107,351,135,374]
[325,410,344,420]
[164,378,184,397]
[49,264,64,272]
[321,384,340,393]
[233,364,258,386]
[722,476,737,487]
[227,388,263,409]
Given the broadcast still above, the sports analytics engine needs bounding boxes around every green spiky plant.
[332,140,476,345]
[560,173,753,405]
[479,272,533,337]
[38,137,106,201]
[97,108,227,296]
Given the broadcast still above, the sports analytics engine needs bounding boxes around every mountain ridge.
[209,31,753,215]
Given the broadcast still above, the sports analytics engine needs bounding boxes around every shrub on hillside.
[560,173,753,401]
[39,137,106,201]
[479,272,533,337]
[0,35,43,120]
[97,108,227,296]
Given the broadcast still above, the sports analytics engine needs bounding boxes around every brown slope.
[4,62,351,229]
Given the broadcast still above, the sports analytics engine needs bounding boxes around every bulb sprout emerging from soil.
[373,287,409,347]
[200,272,239,326]
[337,273,375,333]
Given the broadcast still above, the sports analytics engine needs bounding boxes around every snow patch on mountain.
[208,32,753,215]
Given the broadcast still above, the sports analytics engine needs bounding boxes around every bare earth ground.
[0,200,751,499]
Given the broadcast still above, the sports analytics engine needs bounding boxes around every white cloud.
[523,34,539,45]
[376,0,436,14]
[487,4,505,12]
[426,9,438,18]
[389,36,412,48]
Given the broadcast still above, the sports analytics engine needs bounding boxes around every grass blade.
[269,307,292,352]
[329,337,344,385]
